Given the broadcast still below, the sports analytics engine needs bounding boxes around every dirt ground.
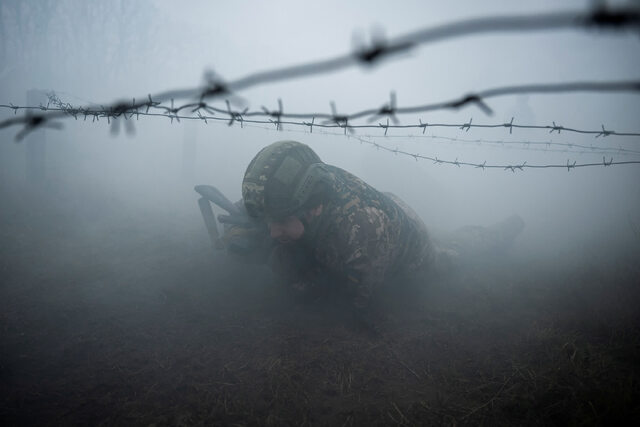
[1,189,639,426]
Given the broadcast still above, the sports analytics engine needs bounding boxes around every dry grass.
[1,193,639,426]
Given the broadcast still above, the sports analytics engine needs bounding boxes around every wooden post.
[182,120,197,183]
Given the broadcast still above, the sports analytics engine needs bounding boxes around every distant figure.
[197,140,524,330]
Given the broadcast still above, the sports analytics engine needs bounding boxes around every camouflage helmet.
[242,141,329,220]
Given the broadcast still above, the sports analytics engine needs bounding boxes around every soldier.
[198,140,524,331]
[236,140,434,320]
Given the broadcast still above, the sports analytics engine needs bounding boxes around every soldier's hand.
[221,218,271,263]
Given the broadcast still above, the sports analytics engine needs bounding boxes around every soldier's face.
[268,216,305,243]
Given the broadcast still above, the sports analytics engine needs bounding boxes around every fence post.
[26,89,48,189]
[182,120,197,183]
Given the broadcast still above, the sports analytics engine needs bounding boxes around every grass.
[1,192,639,426]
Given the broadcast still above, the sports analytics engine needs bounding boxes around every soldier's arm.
[219,200,273,264]
[335,207,395,309]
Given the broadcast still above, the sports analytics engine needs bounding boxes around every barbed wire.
[242,81,640,123]
[364,134,640,157]
[346,135,640,171]
[222,120,640,170]
[2,85,639,145]
[3,93,638,171]
[0,6,639,140]
[260,119,640,170]
[226,113,640,157]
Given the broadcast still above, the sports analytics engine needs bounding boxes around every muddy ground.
[1,189,639,426]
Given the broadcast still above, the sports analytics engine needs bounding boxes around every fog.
[1,0,639,425]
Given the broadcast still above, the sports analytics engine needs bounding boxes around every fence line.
[361,134,640,157]
[228,116,640,157]
[0,6,639,139]
[2,95,639,171]
[346,135,640,171]
[224,121,640,170]
[2,86,639,142]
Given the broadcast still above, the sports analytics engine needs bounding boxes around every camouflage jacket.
[277,165,432,308]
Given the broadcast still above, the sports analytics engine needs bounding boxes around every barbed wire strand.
[211,112,640,157]
[6,92,636,171]
[2,84,640,142]
[232,120,640,170]
[344,135,640,171]
[232,118,640,156]
[360,134,640,156]
[0,6,639,139]
[327,132,640,157]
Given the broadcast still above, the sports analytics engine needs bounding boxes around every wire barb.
[197,111,208,124]
[303,117,315,133]
[341,134,640,171]
[550,121,563,134]
[379,118,390,136]
[262,98,283,131]
[596,124,613,138]
[3,78,640,140]
[504,117,515,134]
[2,6,640,139]
[419,119,428,134]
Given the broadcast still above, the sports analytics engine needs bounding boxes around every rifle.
[194,185,271,261]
